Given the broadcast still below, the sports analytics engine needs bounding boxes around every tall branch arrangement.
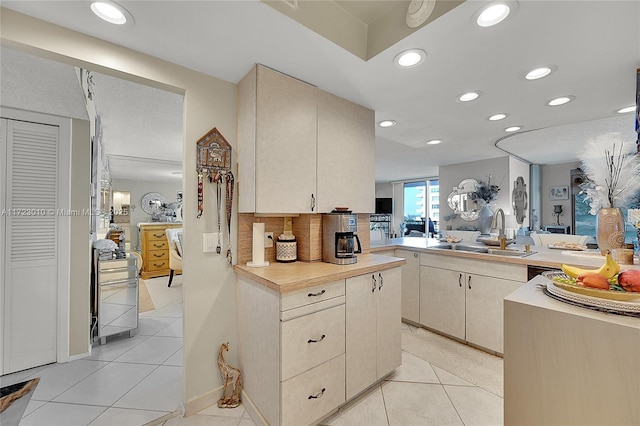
[577,134,640,215]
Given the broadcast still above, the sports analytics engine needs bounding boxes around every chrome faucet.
[492,208,506,249]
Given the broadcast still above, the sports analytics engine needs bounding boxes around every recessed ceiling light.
[617,106,635,114]
[505,126,521,132]
[378,120,397,128]
[458,91,481,102]
[476,2,512,27]
[426,139,442,145]
[488,113,508,121]
[525,66,553,80]
[91,1,133,25]
[547,96,574,106]
[394,49,426,68]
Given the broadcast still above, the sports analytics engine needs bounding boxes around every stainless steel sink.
[436,243,489,253]
[486,248,535,257]
[435,243,535,257]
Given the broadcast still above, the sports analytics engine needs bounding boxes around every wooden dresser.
[139,223,182,279]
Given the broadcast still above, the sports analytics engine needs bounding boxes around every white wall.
[111,178,182,249]
[1,8,238,410]
[439,157,512,232]
[541,161,580,231]
[375,182,393,198]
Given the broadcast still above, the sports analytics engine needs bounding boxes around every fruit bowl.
[542,271,640,302]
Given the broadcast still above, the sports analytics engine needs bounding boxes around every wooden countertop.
[234,253,406,293]
[370,237,640,270]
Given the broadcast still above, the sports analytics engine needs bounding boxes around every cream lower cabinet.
[419,253,526,354]
[394,249,420,324]
[345,267,401,400]
[237,278,346,426]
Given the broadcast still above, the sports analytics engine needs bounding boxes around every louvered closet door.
[3,119,59,374]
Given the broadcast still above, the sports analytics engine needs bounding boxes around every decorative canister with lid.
[276,234,297,262]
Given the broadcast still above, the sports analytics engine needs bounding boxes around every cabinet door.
[395,249,420,323]
[466,274,521,353]
[345,272,377,400]
[316,90,375,213]
[419,266,465,340]
[237,65,318,213]
[376,268,401,379]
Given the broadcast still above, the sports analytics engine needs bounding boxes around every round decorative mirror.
[512,176,528,224]
[448,178,480,221]
[141,192,167,215]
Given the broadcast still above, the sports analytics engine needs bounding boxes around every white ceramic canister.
[276,235,297,262]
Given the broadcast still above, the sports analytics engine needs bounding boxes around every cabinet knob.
[307,334,326,343]
[413,252,418,258]
[308,388,326,400]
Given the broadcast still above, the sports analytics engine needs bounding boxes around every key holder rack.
[196,127,235,264]
[197,127,232,178]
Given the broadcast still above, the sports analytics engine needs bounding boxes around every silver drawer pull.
[307,334,326,343]
[308,388,326,399]
[308,289,326,297]
[378,272,383,290]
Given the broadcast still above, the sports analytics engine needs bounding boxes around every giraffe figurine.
[217,341,242,408]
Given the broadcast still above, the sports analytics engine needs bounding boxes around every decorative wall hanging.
[196,127,235,264]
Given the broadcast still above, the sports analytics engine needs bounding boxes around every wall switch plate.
[203,233,219,252]
[264,232,274,248]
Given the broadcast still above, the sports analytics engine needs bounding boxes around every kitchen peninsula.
[235,254,405,426]
[373,236,640,425]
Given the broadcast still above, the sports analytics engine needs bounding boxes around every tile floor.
[1,275,184,426]
[2,274,505,426]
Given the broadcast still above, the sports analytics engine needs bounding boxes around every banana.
[561,251,620,279]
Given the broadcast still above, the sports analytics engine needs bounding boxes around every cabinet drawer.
[147,240,168,251]
[147,250,168,261]
[281,304,345,381]
[146,259,169,271]
[281,280,345,312]
[281,354,345,426]
[145,230,167,242]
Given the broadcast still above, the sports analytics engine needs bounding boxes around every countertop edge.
[234,254,406,293]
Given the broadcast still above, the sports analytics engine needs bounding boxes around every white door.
[2,119,59,374]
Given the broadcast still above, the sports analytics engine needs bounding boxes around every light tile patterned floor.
[1,275,184,426]
[2,275,504,426]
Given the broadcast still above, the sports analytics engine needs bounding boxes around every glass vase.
[477,203,494,234]
[595,207,625,255]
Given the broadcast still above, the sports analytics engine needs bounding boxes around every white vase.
[477,203,494,234]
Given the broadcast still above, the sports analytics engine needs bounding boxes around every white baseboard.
[241,390,268,426]
[184,385,223,417]
[68,351,90,362]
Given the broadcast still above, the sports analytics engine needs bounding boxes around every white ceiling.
[2,0,639,183]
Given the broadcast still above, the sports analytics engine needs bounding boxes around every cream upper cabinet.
[238,65,375,214]
[316,90,375,213]
[238,64,317,213]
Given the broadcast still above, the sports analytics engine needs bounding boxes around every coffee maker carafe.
[323,212,362,265]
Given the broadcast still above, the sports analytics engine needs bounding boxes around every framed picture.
[550,185,569,200]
